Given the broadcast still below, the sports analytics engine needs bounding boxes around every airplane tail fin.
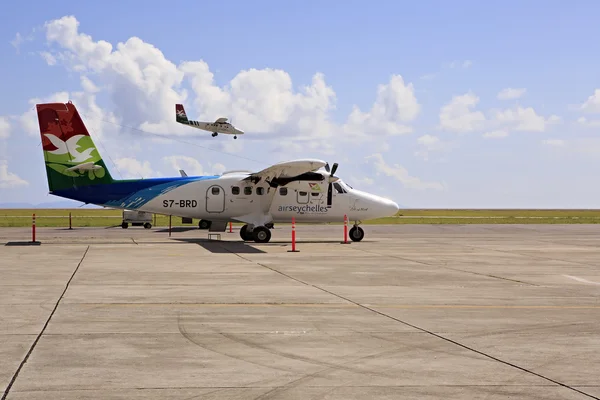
[36,101,115,193]
[175,104,189,123]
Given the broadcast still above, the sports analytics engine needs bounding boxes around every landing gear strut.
[349,222,364,242]
[240,224,272,243]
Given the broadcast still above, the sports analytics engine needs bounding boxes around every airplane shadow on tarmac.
[172,238,267,254]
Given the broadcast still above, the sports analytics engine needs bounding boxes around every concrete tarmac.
[1,224,600,399]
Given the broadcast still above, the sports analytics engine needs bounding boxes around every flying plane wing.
[215,117,228,123]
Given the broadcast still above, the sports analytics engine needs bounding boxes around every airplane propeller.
[328,162,339,182]
[325,162,339,207]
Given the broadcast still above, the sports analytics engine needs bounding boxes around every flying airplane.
[175,103,244,139]
[35,101,400,243]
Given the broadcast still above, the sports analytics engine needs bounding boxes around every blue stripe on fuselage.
[51,175,219,208]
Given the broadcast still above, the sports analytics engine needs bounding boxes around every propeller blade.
[328,162,339,182]
[324,162,330,172]
[330,162,338,177]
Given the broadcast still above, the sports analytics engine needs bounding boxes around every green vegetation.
[1,208,599,227]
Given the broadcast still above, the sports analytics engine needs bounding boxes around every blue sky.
[2,1,600,208]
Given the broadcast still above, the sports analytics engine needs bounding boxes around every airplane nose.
[383,199,400,216]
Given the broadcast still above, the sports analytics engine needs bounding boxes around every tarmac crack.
[1,245,89,400]
[352,247,540,287]
[228,246,600,400]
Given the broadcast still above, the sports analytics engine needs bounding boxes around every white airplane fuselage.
[134,172,398,225]
[188,121,244,136]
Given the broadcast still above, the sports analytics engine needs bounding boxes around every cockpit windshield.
[333,180,353,194]
[339,180,353,191]
[333,182,346,194]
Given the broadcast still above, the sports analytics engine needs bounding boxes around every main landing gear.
[240,224,271,243]
[212,132,237,139]
[349,222,365,242]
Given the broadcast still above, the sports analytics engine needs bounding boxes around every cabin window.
[244,186,252,195]
[231,186,240,195]
[211,187,220,195]
[257,187,264,195]
[297,190,309,204]
[279,187,287,195]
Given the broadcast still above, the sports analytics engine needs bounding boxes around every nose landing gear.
[349,221,364,242]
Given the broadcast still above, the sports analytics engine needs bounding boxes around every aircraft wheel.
[253,226,271,243]
[199,219,211,229]
[234,135,237,139]
[349,226,364,242]
[212,132,218,137]
[143,223,152,229]
[121,222,128,229]
[240,224,254,241]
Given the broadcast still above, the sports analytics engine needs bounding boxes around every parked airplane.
[175,103,244,139]
[36,101,400,243]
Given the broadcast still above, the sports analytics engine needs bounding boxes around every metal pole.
[32,213,36,242]
[169,215,172,237]
[69,212,72,230]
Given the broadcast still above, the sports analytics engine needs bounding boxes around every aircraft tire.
[349,226,364,242]
[199,219,211,229]
[252,226,271,243]
[121,222,128,229]
[144,223,152,229]
[240,224,254,241]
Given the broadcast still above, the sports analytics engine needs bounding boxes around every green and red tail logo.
[37,101,113,191]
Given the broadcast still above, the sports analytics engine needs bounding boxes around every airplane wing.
[244,159,327,185]
[232,159,328,227]
[215,117,228,123]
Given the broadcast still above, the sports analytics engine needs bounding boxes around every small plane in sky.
[36,101,400,243]
[175,103,244,139]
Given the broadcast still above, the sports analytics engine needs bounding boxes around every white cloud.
[16,89,119,145]
[0,160,28,188]
[542,139,565,146]
[577,116,600,127]
[491,107,560,132]
[114,157,153,178]
[10,31,35,53]
[37,15,420,149]
[483,130,508,139]
[0,117,10,139]
[39,51,57,65]
[497,88,526,100]
[342,74,420,140]
[162,155,204,176]
[366,153,444,190]
[439,92,486,133]
[439,90,559,137]
[414,134,454,161]
[448,60,472,69]
[580,89,600,114]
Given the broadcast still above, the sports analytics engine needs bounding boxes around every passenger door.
[206,185,225,213]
